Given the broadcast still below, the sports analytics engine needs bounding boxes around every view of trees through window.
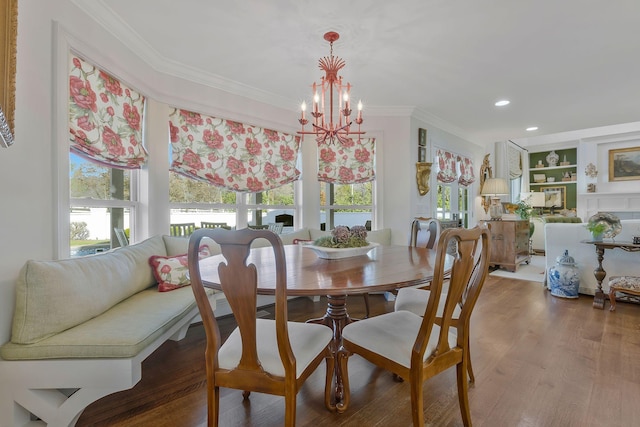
[320,182,373,230]
[69,154,133,256]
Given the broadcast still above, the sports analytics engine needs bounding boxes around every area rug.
[489,255,546,283]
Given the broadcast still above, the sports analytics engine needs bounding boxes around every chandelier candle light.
[299,31,365,145]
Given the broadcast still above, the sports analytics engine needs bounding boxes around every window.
[320,182,373,230]
[169,170,238,230]
[69,153,137,256]
[67,53,146,257]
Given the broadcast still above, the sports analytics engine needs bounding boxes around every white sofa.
[531,216,583,253]
[544,219,640,296]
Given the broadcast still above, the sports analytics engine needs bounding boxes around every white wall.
[0,1,486,343]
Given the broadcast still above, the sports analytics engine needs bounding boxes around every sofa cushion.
[0,286,214,360]
[11,235,167,344]
[367,228,392,245]
[150,245,212,292]
[162,235,221,256]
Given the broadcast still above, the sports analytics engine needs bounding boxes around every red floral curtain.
[317,138,375,184]
[436,149,457,183]
[169,108,301,192]
[68,55,147,169]
[458,155,476,187]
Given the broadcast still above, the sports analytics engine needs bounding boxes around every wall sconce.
[416,162,432,196]
[480,178,509,220]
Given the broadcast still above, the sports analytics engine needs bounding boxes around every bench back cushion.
[11,235,168,344]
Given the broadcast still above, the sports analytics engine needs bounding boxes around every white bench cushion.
[0,286,213,360]
[11,236,168,344]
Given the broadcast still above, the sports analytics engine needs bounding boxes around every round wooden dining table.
[197,243,452,407]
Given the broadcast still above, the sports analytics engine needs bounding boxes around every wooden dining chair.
[392,217,442,307]
[267,222,284,234]
[200,221,230,229]
[408,217,441,249]
[170,222,196,237]
[337,225,490,426]
[187,228,335,427]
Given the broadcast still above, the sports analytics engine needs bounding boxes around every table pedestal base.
[306,294,359,410]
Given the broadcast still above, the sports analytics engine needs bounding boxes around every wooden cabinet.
[483,220,531,272]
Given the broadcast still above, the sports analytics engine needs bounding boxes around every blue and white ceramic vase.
[548,250,580,298]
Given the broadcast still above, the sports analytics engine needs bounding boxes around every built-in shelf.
[531,181,577,186]
[529,148,578,211]
[530,164,577,171]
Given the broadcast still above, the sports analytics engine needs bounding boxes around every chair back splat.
[408,217,441,249]
[187,228,334,427]
[338,225,491,426]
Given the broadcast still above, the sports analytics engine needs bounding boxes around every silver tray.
[588,212,621,239]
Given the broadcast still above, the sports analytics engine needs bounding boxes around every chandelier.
[298,31,365,145]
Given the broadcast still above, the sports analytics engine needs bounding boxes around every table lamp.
[480,178,509,220]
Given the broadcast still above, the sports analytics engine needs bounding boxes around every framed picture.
[418,128,427,146]
[418,146,426,162]
[543,186,565,209]
[609,146,640,181]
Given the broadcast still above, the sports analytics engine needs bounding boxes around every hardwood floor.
[77,276,640,426]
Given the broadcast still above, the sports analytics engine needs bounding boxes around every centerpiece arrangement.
[304,225,379,259]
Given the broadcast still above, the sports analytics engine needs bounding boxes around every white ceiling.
[76,0,640,144]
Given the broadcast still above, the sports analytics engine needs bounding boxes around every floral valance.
[68,55,147,169]
[436,149,457,183]
[437,149,475,186]
[169,108,301,192]
[458,155,476,187]
[317,138,375,184]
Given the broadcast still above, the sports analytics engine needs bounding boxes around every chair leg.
[209,385,219,427]
[609,288,617,311]
[456,361,472,427]
[466,335,475,384]
[410,376,424,426]
[284,392,297,427]
[362,293,371,318]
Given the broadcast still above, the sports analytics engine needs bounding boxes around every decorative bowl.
[302,242,379,259]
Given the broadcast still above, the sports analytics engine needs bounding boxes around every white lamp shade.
[481,178,509,196]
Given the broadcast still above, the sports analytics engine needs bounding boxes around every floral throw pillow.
[149,245,212,292]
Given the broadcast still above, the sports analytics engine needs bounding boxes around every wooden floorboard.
[77,275,640,426]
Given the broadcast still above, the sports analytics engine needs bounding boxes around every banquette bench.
[0,227,391,427]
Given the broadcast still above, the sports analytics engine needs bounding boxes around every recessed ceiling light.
[494,100,510,107]
[526,126,539,131]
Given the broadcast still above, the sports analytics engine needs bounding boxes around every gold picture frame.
[609,146,640,181]
[0,0,18,147]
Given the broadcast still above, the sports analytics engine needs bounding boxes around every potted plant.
[515,200,535,238]
[586,222,607,241]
